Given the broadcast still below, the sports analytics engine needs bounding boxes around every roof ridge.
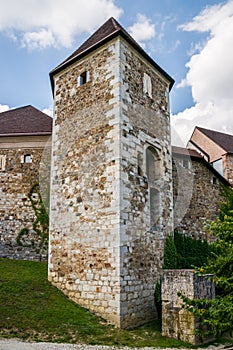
[110,17,120,30]
[0,104,31,115]
[197,126,233,137]
[50,17,174,93]
[0,105,52,136]
[50,17,122,74]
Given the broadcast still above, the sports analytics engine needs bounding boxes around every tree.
[179,185,233,336]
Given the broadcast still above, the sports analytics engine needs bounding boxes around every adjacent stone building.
[0,105,52,260]
[188,126,233,185]
[48,17,174,328]
[172,146,229,240]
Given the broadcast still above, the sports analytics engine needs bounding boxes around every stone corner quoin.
[48,20,173,329]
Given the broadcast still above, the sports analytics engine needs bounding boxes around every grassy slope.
[0,259,192,347]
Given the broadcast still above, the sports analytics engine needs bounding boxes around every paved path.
[0,339,231,350]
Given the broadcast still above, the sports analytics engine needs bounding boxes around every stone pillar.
[162,269,215,345]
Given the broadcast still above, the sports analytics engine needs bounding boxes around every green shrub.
[174,230,211,269]
[163,235,177,269]
[156,231,212,326]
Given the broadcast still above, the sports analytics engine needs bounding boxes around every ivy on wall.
[16,182,49,260]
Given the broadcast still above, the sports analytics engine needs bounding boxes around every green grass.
[0,259,194,347]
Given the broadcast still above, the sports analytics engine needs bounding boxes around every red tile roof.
[196,126,233,153]
[0,105,52,136]
[50,17,174,91]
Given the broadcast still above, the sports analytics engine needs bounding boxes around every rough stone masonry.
[48,18,174,329]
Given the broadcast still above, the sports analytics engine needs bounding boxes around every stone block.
[162,269,215,345]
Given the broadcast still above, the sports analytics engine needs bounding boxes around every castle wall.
[0,137,50,261]
[173,154,223,240]
[49,36,173,328]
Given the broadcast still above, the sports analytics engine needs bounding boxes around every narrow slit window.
[137,153,143,176]
[143,72,152,98]
[211,176,217,185]
[0,155,6,171]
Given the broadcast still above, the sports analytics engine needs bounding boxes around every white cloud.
[0,104,10,112]
[22,29,56,50]
[187,41,206,57]
[179,1,233,33]
[43,106,53,118]
[0,0,123,49]
[128,14,155,46]
[176,78,188,89]
[172,0,233,146]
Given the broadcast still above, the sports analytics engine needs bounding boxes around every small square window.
[24,154,32,163]
[77,71,90,86]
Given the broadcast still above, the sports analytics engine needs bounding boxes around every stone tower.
[49,17,174,328]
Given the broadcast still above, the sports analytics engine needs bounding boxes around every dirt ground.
[0,338,230,350]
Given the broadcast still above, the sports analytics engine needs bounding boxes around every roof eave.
[0,132,52,137]
[188,139,210,162]
[172,151,203,160]
[50,30,175,95]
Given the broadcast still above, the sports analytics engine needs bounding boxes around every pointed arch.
[146,146,161,183]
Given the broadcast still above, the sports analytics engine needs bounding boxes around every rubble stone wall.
[173,155,222,240]
[162,269,215,345]
[49,37,173,328]
[0,140,49,261]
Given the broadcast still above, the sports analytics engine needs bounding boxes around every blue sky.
[0,0,233,145]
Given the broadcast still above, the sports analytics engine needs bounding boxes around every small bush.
[174,230,211,269]
[163,235,177,269]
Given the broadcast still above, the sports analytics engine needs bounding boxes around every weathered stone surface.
[173,153,224,240]
[0,137,50,261]
[162,269,215,345]
[49,37,173,328]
